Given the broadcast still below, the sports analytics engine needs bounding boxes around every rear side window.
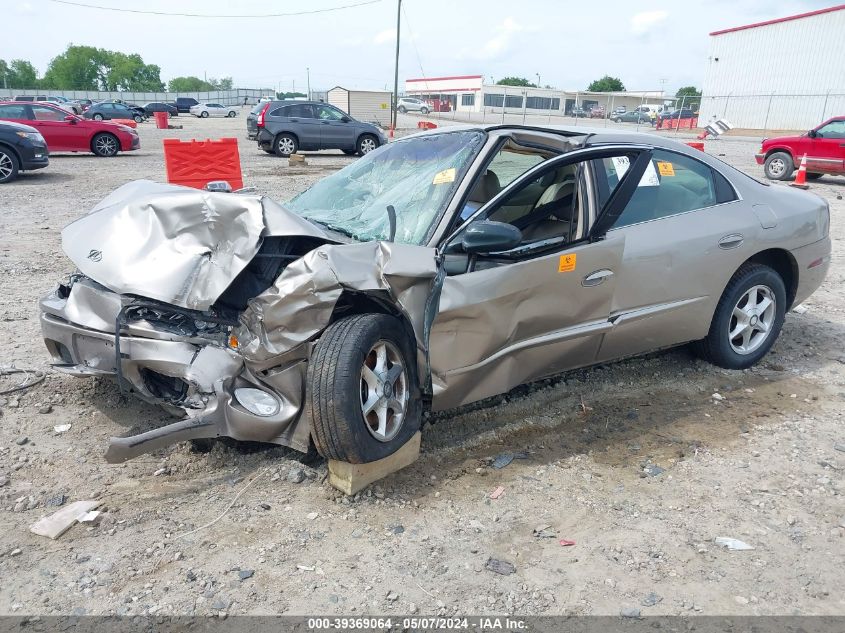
[606,149,735,229]
[270,104,314,118]
[0,104,28,118]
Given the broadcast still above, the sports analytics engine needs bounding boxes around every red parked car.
[0,101,139,157]
[756,116,845,180]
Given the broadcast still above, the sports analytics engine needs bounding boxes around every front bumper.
[22,146,49,171]
[39,277,309,460]
[754,153,765,165]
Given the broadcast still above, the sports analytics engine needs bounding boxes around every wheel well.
[275,130,299,143]
[745,248,798,308]
[765,147,794,162]
[330,290,413,334]
[0,141,21,165]
[357,132,378,145]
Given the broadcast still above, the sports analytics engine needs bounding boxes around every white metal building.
[327,86,392,126]
[700,5,845,129]
[404,75,666,117]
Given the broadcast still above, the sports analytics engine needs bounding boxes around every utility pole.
[536,73,541,88]
[392,0,402,131]
[306,67,311,100]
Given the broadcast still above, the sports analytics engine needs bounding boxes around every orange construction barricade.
[163,138,243,191]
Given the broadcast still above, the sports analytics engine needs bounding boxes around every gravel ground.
[0,112,843,617]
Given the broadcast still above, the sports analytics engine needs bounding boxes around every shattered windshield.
[285,130,485,244]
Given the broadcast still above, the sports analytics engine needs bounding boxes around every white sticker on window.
[611,156,659,187]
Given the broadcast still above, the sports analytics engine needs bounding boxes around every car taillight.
[257,103,270,127]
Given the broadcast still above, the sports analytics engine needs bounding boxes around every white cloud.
[630,10,669,35]
[373,28,397,45]
[462,17,531,61]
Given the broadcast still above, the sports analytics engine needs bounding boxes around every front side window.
[286,130,485,244]
[816,120,845,139]
[316,105,345,120]
[608,149,726,229]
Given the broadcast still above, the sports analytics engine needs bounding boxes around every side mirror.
[807,129,817,138]
[341,115,351,123]
[64,114,77,123]
[462,221,523,254]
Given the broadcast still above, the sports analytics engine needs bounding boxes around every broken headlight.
[234,388,280,417]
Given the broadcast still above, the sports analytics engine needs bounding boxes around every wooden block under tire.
[328,431,421,495]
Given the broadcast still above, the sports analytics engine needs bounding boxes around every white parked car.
[190,103,238,118]
[397,97,430,114]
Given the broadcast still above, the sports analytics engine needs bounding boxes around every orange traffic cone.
[389,125,394,139]
[791,154,809,189]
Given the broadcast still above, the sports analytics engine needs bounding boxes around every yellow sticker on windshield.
[657,161,675,176]
[432,168,456,185]
[558,253,577,272]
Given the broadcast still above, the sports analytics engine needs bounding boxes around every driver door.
[428,146,652,410]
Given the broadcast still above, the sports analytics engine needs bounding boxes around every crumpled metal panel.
[237,241,439,364]
[61,180,330,312]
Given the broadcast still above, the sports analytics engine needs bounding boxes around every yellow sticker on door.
[432,168,456,185]
[657,161,675,176]
[558,253,577,272]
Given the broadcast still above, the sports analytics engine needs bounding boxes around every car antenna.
[385,205,397,242]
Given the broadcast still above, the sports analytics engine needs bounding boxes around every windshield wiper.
[385,205,397,242]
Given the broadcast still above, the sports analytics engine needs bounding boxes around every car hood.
[0,120,39,134]
[61,180,335,311]
[763,135,805,146]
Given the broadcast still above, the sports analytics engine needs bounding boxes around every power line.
[402,2,427,83]
[44,0,382,18]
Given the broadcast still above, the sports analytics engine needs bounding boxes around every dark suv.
[247,100,387,156]
[0,120,49,183]
[172,97,199,113]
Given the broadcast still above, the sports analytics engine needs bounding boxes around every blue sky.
[4,0,837,93]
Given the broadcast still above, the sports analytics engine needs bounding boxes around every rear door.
[314,104,356,150]
[429,146,653,410]
[271,103,320,149]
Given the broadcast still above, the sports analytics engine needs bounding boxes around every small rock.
[492,453,514,469]
[0,475,8,487]
[238,569,254,581]
[386,591,399,602]
[711,393,724,401]
[641,592,662,607]
[735,596,749,605]
[15,437,28,446]
[390,525,404,535]
[328,595,339,604]
[620,607,642,619]
[153,468,168,476]
[259,503,271,511]
[287,468,306,484]
[409,602,418,613]
[186,570,197,582]
[485,557,516,576]
[211,598,230,611]
[10,548,22,556]
[38,404,53,414]
[306,512,319,521]
[643,464,665,477]
[54,424,71,434]
[834,443,845,453]
[44,493,66,507]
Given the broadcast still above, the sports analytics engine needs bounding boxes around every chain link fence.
[698,92,845,133]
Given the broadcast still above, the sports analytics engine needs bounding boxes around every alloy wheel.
[359,138,377,154]
[95,135,117,156]
[278,137,296,155]
[728,285,777,354]
[0,152,13,180]
[767,158,785,177]
[359,340,408,442]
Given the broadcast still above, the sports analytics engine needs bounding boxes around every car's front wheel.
[133,115,143,123]
[420,106,430,115]
[201,111,209,118]
[693,263,786,370]
[0,148,20,183]
[398,105,407,113]
[91,132,119,157]
[308,314,421,463]
[357,134,379,156]
[228,111,236,117]
[764,152,794,180]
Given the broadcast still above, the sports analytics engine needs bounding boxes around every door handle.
[718,233,744,249]
[582,269,614,287]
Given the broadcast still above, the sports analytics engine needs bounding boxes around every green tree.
[1,59,40,89]
[168,76,214,92]
[496,76,536,88]
[587,75,625,92]
[42,45,163,90]
[675,86,701,109]
[209,76,233,90]
[104,52,164,91]
[276,91,306,100]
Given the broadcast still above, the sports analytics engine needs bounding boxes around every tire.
[356,134,379,156]
[398,105,407,113]
[764,152,794,181]
[342,149,357,155]
[612,117,620,123]
[692,263,786,370]
[308,314,421,463]
[167,111,172,118]
[91,132,119,157]
[274,133,298,157]
[806,173,823,180]
[201,111,209,118]
[93,113,104,121]
[228,111,236,117]
[420,107,429,115]
[0,147,20,183]
[133,115,143,123]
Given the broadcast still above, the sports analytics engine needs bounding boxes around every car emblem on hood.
[87,249,103,262]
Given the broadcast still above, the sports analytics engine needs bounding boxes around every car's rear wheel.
[308,314,421,463]
[133,115,143,123]
[274,133,298,157]
[0,148,20,184]
[91,133,119,157]
[693,263,786,370]
[201,111,209,118]
[420,106,430,114]
[92,113,104,121]
[228,111,236,118]
[357,134,379,156]
[764,152,794,180]
[398,105,407,113]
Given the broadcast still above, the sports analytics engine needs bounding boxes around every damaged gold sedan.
[40,125,831,463]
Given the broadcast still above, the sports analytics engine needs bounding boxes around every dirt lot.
[0,112,843,617]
